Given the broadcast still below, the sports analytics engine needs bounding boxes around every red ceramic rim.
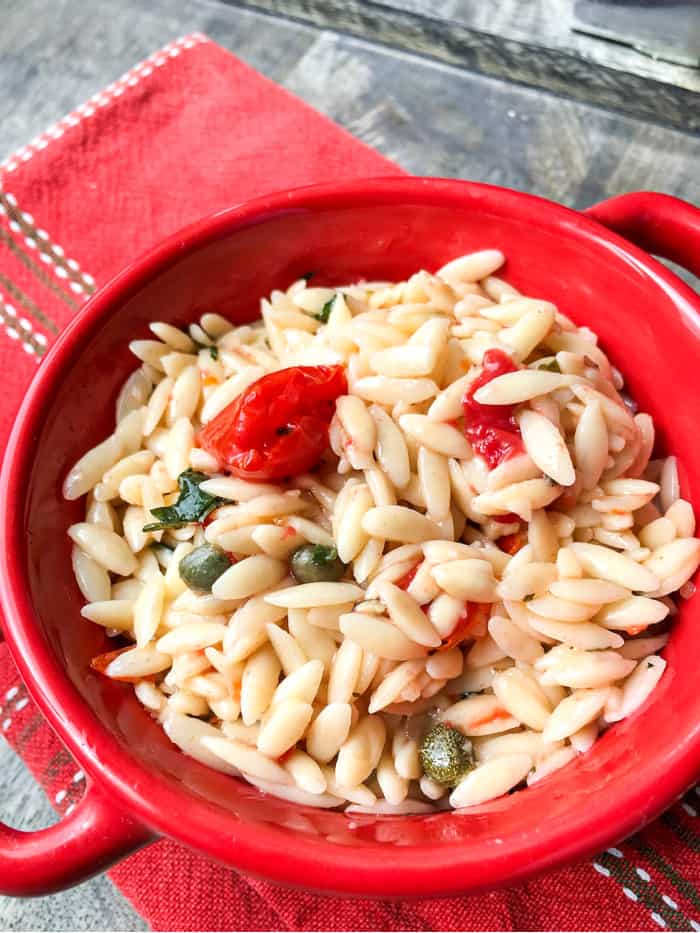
[2,177,700,896]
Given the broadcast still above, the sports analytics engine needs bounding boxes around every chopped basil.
[191,323,219,360]
[537,358,561,373]
[301,270,317,281]
[314,295,336,324]
[193,341,218,360]
[143,470,226,532]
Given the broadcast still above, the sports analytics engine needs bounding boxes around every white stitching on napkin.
[0,33,208,180]
[589,854,695,928]
[0,192,94,297]
[0,290,45,360]
[0,33,209,306]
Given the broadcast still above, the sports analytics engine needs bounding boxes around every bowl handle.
[585,192,700,279]
[0,777,153,895]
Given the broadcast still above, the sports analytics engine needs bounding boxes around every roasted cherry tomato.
[440,602,490,651]
[395,561,421,593]
[198,365,347,481]
[463,348,524,469]
[498,531,527,555]
[492,512,520,524]
[90,646,151,683]
[396,564,492,648]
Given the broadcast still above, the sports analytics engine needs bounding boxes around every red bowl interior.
[3,178,700,897]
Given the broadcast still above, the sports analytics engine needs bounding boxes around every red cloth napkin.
[1,34,699,931]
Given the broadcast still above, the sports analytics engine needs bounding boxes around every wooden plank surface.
[383,0,700,90]
[229,0,700,131]
[0,0,698,929]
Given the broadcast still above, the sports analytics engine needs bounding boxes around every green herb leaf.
[314,294,336,324]
[301,270,317,281]
[193,340,219,359]
[537,358,561,373]
[143,470,225,532]
[191,324,219,360]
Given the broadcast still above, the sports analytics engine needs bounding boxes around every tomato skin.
[395,564,492,648]
[492,512,520,524]
[395,562,421,593]
[498,532,527,555]
[199,365,347,481]
[463,349,524,469]
[470,708,513,729]
[90,646,152,683]
[440,602,490,651]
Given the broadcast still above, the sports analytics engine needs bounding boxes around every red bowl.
[2,178,700,898]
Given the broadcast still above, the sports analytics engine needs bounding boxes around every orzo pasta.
[65,252,700,811]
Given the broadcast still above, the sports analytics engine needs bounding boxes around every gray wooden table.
[1,0,699,929]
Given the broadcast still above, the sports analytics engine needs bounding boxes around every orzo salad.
[64,250,700,813]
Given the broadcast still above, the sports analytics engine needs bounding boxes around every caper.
[290,544,346,584]
[179,544,232,593]
[420,722,474,786]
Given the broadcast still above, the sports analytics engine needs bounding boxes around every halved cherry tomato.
[395,562,421,593]
[492,512,520,525]
[396,565,492,649]
[498,532,527,555]
[463,348,524,469]
[440,602,490,651]
[199,365,347,481]
[90,646,150,684]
